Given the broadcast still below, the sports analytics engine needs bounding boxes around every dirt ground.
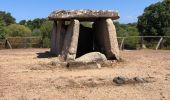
[0,49,170,100]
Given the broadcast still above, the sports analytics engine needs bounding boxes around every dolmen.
[48,10,120,67]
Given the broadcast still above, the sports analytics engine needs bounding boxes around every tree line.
[0,0,170,48]
[0,11,53,47]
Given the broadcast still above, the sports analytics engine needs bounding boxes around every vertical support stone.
[93,18,120,60]
[50,21,66,55]
[61,19,80,61]
[56,21,65,55]
[50,21,57,55]
[106,18,120,60]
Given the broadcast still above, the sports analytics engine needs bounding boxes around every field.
[0,49,170,100]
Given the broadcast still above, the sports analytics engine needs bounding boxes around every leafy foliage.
[114,22,140,49]
[0,11,16,26]
[40,21,53,48]
[19,18,53,48]
[137,0,170,37]
[0,17,7,38]
[19,18,47,30]
[7,24,32,37]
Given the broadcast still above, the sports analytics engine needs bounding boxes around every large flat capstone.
[49,10,119,21]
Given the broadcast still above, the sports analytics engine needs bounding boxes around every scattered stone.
[113,76,151,85]
[75,52,107,63]
[67,61,101,69]
[113,76,129,85]
[133,77,145,83]
[66,52,106,68]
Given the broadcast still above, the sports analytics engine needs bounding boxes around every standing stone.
[94,18,120,60]
[56,21,66,54]
[50,21,66,55]
[50,21,57,55]
[56,21,63,55]
[106,18,120,60]
[61,19,80,61]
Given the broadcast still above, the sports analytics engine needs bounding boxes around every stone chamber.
[49,10,120,64]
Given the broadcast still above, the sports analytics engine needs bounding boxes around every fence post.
[156,37,163,50]
[120,37,125,50]
[6,39,12,49]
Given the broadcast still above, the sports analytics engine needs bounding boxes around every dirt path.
[0,49,170,100]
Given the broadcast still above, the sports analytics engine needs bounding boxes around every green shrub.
[42,37,50,48]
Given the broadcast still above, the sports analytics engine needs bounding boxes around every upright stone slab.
[61,19,80,61]
[50,21,66,55]
[56,21,66,55]
[50,22,57,55]
[106,18,120,60]
[93,18,120,60]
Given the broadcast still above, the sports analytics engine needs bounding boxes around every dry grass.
[0,49,170,100]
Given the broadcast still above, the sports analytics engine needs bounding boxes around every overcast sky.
[0,0,160,23]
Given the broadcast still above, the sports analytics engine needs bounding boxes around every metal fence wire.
[0,37,42,49]
[118,36,170,50]
[0,36,170,50]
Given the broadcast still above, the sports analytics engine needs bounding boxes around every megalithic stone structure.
[49,10,120,61]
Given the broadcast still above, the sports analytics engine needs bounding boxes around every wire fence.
[0,36,170,50]
[0,37,42,49]
[118,36,170,50]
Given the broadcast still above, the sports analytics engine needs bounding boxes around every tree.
[0,11,16,26]
[137,0,170,37]
[19,18,47,30]
[7,24,32,37]
[114,22,139,37]
[114,22,140,49]
[0,17,7,38]
[19,20,27,26]
[40,21,53,48]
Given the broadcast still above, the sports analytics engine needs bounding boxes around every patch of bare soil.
[0,49,170,100]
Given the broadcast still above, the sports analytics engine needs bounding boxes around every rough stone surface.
[93,18,120,60]
[50,10,120,62]
[75,52,107,63]
[133,77,145,83]
[67,52,111,69]
[106,18,120,60]
[61,19,80,61]
[50,22,57,55]
[56,21,65,55]
[113,76,147,85]
[49,10,119,21]
[67,61,98,69]
[50,21,66,55]
[113,76,129,85]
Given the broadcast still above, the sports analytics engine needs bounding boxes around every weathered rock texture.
[50,22,57,54]
[49,10,119,21]
[75,52,107,63]
[93,19,120,59]
[62,19,80,61]
[49,10,120,63]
